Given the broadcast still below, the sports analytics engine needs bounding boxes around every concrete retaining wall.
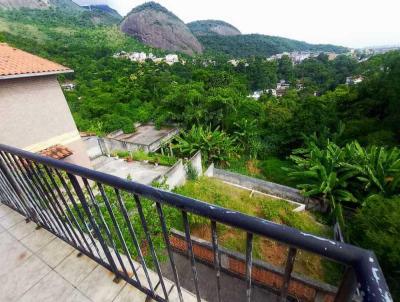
[170,229,337,302]
[188,151,203,177]
[160,160,187,190]
[101,137,149,155]
[154,152,203,190]
[83,136,104,160]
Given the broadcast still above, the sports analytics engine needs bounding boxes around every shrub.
[186,162,199,181]
[349,195,400,299]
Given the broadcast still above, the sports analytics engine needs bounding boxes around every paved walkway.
[91,156,169,185]
[0,204,197,302]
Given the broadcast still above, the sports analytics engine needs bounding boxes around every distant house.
[61,82,75,91]
[346,75,364,85]
[0,43,91,168]
[165,54,179,65]
[129,52,147,63]
[248,89,277,99]
[327,52,338,61]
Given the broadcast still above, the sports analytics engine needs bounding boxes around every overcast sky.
[74,0,400,48]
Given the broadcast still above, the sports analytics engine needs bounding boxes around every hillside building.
[0,43,91,168]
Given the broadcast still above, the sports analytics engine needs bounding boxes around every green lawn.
[227,156,300,188]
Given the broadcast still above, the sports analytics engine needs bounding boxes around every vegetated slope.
[120,1,202,55]
[187,20,241,36]
[80,4,122,25]
[0,0,121,26]
[50,0,82,11]
[81,4,122,21]
[0,0,83,11]
[198,34,348,58]
[0,0,50,9]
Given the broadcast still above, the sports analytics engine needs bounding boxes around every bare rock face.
[187,20,241,36]
[0,0,50,9]
[120,2,203,56]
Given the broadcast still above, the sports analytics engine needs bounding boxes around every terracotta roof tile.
[39,145,73,160]
[0,43,73,79]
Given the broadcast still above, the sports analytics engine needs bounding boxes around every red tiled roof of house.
[0,43,73,79]
[39,145,73,160]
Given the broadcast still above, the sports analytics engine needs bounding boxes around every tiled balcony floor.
[0,204,198,302]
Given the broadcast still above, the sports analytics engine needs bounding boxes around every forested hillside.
[0,7,399,297]
[197,34,348,58]
[187,20,241,36]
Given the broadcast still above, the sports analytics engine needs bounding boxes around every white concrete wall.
[82,136,103,160]
[188,151,203,177]
[154,152,204,190]
[162,160,187,190]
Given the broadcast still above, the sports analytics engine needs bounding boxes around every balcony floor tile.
[77,265,126,302]
[0,255,51,302]
[54,250,98,287]
[0,210,25,229]
[18,270,76,302]
[8,220,37,240]
[37,236,74,268]
[0,231,32,277]
[20,227,56,252]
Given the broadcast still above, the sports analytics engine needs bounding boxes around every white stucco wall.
[0,75,91,168]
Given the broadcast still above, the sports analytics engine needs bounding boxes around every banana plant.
[343,142,400,198]
[173,125,238,166]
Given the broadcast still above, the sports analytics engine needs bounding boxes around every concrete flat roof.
[112,124,178,146]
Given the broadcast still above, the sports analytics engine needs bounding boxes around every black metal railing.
[0,144,393,302]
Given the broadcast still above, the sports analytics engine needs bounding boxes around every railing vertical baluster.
[114,190,154,294]
[100,187,141,283]
[133,194,169,300]
[67,173,120,277]
[245,233,254,302]
[42,166,86,249]
[0,152,50,228]
[31,161,79,244]
[7,156,48,220]
[95,182,131,278]
[211,221,222,302]
[25,160,77,244]
[22,159,68,235]
[84,181,130,280]
[0,153,34,215]
[156,202,183,302]
[0,163,29,215]
[0,159,26,214]
[334,267,357,302]
[280,247,297,302]
[54,170,99,258]
[182,211,201,302]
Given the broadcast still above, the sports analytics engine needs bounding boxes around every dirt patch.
[256,238,287,267]
[246,159,261,176]
[192,224,212,241]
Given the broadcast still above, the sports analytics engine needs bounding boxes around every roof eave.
[0,69,74,80]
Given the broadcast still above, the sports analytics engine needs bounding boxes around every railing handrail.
[0,143,392,302]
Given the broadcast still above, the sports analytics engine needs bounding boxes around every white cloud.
[73,0,400,48]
